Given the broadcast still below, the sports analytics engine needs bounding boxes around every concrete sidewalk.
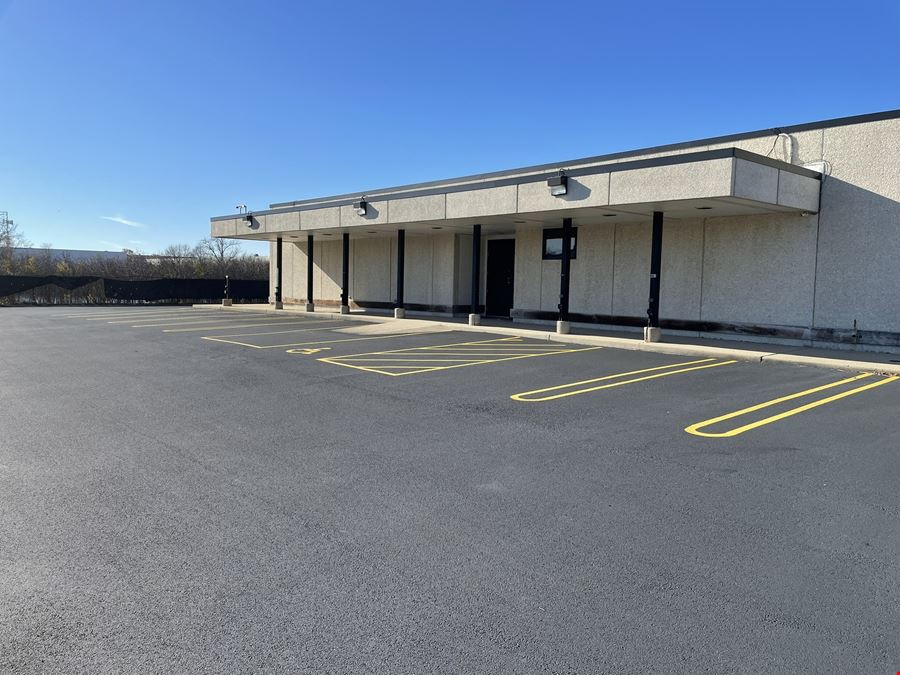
[197,303,900,376]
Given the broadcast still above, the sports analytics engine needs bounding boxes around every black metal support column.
[306,234,314,305]
[341,232,350,308]
[396,229,405,308]
[470,224,481,315]
[558,218,572,322]
[647,211,664,328]
[275,237,283,305]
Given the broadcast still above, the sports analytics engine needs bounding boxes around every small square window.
[542,227,577,260]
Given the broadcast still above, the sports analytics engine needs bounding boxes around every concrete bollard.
[340,305,350,315]
[468,313,481,326]
[556,320,570,334]
[644,326,662,342]
[394,308,406,319]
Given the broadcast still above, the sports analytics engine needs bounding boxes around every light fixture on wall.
[547,172,568,197]
[353,199,368,216]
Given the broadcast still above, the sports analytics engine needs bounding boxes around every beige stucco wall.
[510,117,900,343]
[812,119,900,334]
[260,115,899,345]
[513,210,820,329]
[276,238,342,305]
[513,218,705,323]
[351,236,394,305]
[699,212,818,327]
[404,233,458,308]
[276,232,468,310]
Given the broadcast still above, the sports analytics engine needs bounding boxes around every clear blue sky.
[1,0,898,255]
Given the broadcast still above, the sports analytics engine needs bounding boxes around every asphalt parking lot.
[1,306,898,673]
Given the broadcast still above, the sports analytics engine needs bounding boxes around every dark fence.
[0,275,101,297]
[0,275,268,304]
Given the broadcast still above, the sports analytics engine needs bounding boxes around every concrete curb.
[193,304,900,375]
[760,353,900,375]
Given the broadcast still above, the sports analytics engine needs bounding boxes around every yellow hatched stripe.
[319,338,601,377]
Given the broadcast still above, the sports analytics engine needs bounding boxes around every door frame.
[482,235,516,317]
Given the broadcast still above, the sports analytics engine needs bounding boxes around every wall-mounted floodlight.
[547,174,568,197]
[235,203,248,214]
[353,199,367,216]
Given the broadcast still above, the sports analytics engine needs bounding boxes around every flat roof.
[212,147,822,238]
[212,148,820,223]
[264,108,899,211]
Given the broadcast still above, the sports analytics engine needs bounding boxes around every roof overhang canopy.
[211,148,821,240]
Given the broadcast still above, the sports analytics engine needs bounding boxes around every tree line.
[1,217,268,304]
[2,237,266,280]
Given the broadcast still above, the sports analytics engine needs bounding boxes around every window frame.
[542,227,578,261]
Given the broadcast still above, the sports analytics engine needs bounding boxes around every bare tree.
[162,243,198,258]
[196,237,241,276]
[0,216,30,274]
[153,243,198,278]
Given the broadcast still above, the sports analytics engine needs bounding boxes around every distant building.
[11,247,128,263]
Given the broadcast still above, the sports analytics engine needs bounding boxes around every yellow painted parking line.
[510,358,737,402]
[122,313,293,325]
[412,349,559,357]
[63,308,222,318]
[83,313,223,323]
[201,331,430,350]
[109,315,255,326]
[337,357,477,362]
[197,321,356,338]
[685,373,899,438]
[319,336,601,376]
[84,310,223,321]
[118,311,275,323]
[67,312,185,319]
[428,343,564,348]
[426,345,568,352]
[62,304,222,318]
[403,350,563,356]
[76,306,222,315]
[127,315,298,327]
[162,320,325,333]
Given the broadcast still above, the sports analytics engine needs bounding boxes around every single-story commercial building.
[210,109,900,349]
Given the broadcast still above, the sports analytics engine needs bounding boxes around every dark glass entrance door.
[485,239,515,317]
